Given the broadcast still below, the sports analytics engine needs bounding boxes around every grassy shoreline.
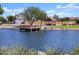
[0,47,78,55]
[0,24,79,31]
[48,25,79,29]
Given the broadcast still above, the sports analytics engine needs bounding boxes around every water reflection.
[0,29,79,52]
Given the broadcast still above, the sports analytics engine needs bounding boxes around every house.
[46,17,76,26]
[15,14,25,24]
[45,17,56,26]
[56,21,63,26]
[68,17,79,21]
[65,21,76,25]
[15,19,24,24]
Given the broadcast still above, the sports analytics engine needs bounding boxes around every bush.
[76,20,79,24]
[7,15,16,23]
[45,48,65,55]
[0,47,75,55]
[73,48,79,55]
[0,47,38,55]
[0,16,5,23]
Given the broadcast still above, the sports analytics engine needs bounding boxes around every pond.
[0,28,79,53]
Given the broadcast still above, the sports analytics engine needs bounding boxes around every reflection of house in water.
[15,14,25,24]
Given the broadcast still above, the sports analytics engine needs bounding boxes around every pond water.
[0,28,79,53]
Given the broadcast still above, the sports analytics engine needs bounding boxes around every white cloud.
[46,10,56,17]
[57,4,75,8]
[56,12,70,17]
[57,5,62,8]
[57,12,65,16]
[46,10,55,14]
[47,11,70,17]
[3,7,11,12]
[56,3,79,11]
[13,8,24,13]
[47,14,54,17]
[3,7,24,16]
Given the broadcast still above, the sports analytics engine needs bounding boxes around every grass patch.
[48,25,79,29]
[0,47,78,55]
[73,48,79,55]
[0,47,67,55]
[45,48,65,55]
[0,47,38,55]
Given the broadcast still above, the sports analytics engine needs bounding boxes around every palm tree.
[0,5,4,15]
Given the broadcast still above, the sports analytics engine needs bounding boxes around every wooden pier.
[19,25,41,32]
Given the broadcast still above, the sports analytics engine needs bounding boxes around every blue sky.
[1,3,79,18]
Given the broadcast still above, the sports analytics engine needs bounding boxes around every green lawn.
[48,25,79,28]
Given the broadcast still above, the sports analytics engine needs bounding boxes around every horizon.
[1,3,79,18]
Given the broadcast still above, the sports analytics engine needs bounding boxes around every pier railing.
[19,25,40,29]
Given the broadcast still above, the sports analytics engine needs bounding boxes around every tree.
[23,7,47,26]
[59,18,64,21]
[0,5,4,15]
[0,16,5,22]
[64,17,70,21]
[0,5,5,24]
[76,20,79,24]
[60,17,70,21]
[53,15,59,21]
[7,15,16,23]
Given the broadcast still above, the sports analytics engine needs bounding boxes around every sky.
[1,3,79,18]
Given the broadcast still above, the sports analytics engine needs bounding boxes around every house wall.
[46,21,76,26]
[15,20,24,24]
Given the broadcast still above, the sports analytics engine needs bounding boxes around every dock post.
[31,27,32,32]
[20,28,21,32]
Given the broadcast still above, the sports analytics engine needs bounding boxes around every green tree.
[60,17,70,21]
[0,5,5,24]
[7,15,16,23]
[76,20,79,24]
[0,16,5,22]
[53,15,59,21]
[23,7,47,26]
[0,5,4,15]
